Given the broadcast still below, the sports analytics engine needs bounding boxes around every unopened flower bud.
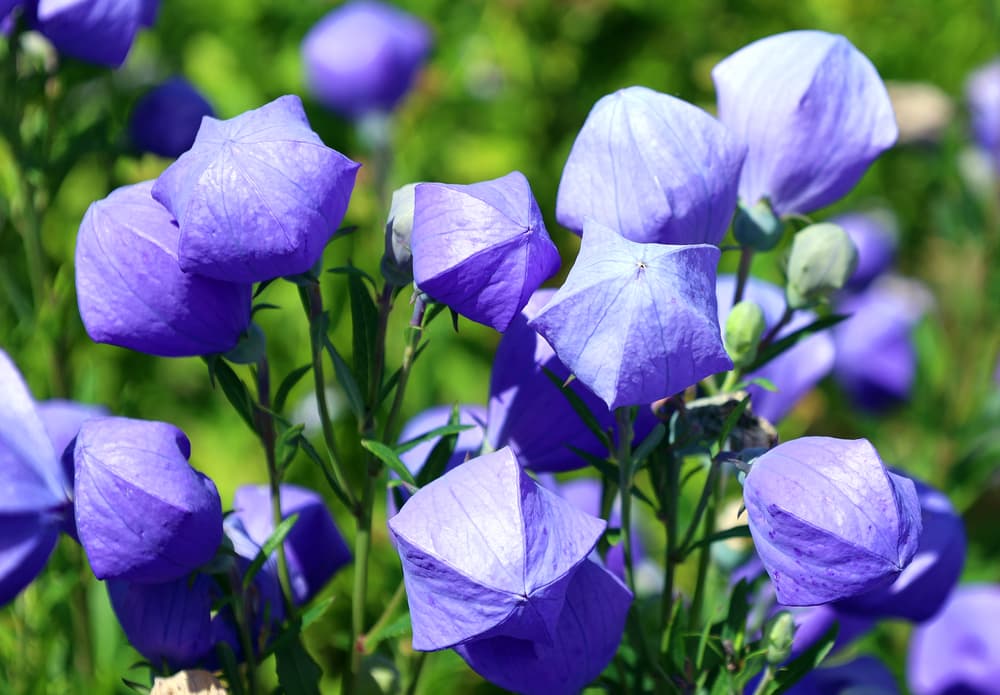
[724,300,766,368]
[733,199,783,251]
[785,223,858,309]
[381,183,417,286]
[766,611,796,664]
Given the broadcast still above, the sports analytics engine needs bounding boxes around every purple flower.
[31,0,146,68]
[411,171,560,332]
[789,655,900,695]
[743,437,921,606]
[302,0,431,119]
[713,31,897,215]
[387,447,606,651]
[716,275,835,424]
[130,78,215,159]
[0,349,71,605]
[138,0,156,26]
[531,219,731,409]
[73,417,223,583]
[454,558,631,695]
[75,180,253,357]
[832,210,898,291]
[966,59,1000,170]
[556,86,746,245]
[908,585,1000,694]
[837,474,964,622]
[152,95,361,283]
[230,484,351,605]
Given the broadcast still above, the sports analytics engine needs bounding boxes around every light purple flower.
[908,585,1000,695]
[556,86,746,245]
[302,0,431,119]
[387,447,606,651]
[130,77,215,159]
[152,95,361,283]
[713,31,897,215]
[73,417,223,583]
[411,171,560,332]
[454,558,631,695]
[716,275,835,424]
[743,437,921,606]
[32,0,146,68]
[75,180,253,357]
[967,59,1000,170]
[0,349,71,605]
[832,210,898,291]
[532,219,731,409]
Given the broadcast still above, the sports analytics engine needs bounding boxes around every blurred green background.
[2,0,1000,692]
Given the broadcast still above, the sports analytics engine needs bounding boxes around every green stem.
[614,407,636,593]
[677,459,720,559]
[229,565,261,695]
[732,247,754,306]
[361,580,406,653]
[660,447,680,635]
[404,652,427,695]
[752,665,774,695]
[759,306,794,352]
[689,459,721,628]
[382,294,427,442]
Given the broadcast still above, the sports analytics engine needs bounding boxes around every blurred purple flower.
[908,585,1000,695]
[387,447,605,651]
[966,59,1000,170]
[76,181,253,357]
[454,558,631,695]
[130,77,214,158]
[837,473,965,622]
[788,655,900,695]
[31,0,147,68]
[153,95,361,283]
[531,220,731,409]
[302,0,431,119]
[0,349,71,605]
[73,417,223,583]
[831,210,898,291]
[713,31,897,215]
[743,437,921,606]
[138,0,156,26]
[716,275,835,424]
[411,171,560,332]
[556,86,746,245]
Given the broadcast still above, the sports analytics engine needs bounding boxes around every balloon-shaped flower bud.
[73,417,223,583]
[231,484,351,605]
[713,30,898,215]
[785,223,858,309]
[387,447,606,651]
[411,171,560,332]
[908,585,1000,695]
[556,86,746,245]
[302,0,431,119]
[837,474,965,622]
[152,95,361,283]
[381,183,418,286]
[765,611,796,665]
[130,77,215,158]
[454,558,631,695]
[724,300,766,369]
[743,437,921,606]
[966,59,1000,171]
[31,0,146,67]
[832,210,898,291]
[530,219,732,409]
[733,199,784,252]
[76,181,252,357]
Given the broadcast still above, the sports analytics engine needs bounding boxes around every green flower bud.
[381,183,419,287]
[734,199,784,251]
[785,222,858,309]
[765,611,796,665]
[724,300,766,368]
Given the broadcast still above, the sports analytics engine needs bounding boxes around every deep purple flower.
[788,655,900,695]
[152,95,361,283]
[713,31,897,215]
[387,447,606,651]
[0,349,71,605]
[411,171,560,332]
[967,59,1000,170]
[73,417,223,583]
[138,0,156,26]
[837,474,964,622]
[302,0,431,119]
[556,86,746,245]
[833,276,930,411]
[31,0,146,68]
[230,484,351,605]
[130,78,215,159]
[832,211,898,291]
[743,437,921,606]
[716,275,835,424]
[532,219,731,409]
[75,180,253,357]
[908,585,1000,695]
[454,558,631,695]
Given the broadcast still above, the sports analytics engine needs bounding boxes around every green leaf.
[415,418,466,487]
[347,268,379,401]
[205,358,257,434]
[322,334,365,421]
[749,314,847,372]
[716,393,752,453]
[327,264,378,289]
[296,434,353,509]
[275,364,313,414]
[274,632,323,695]
[684,525,752,554]
[364,612,412,651]
[120,679,150,694]
[251,302,281,317]
[567,446,657,510]
[253,278,276,298]
[301,596,335,631]
[243,512,299,590]
[541,367,612,450]
[361,439,416,486]
[275,423,305,474]
[215,640,245,695]
[632,423,666,465]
